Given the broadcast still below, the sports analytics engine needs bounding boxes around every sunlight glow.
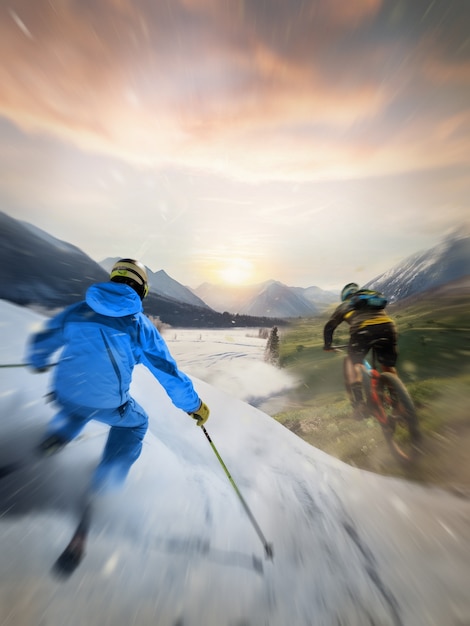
[218,258,253,285]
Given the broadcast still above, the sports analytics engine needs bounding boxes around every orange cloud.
[0,0,468,182]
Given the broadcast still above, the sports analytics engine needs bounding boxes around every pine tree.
[264,326,280,366]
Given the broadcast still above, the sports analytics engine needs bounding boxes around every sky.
[1,299,470,625]
[0,0,469,290]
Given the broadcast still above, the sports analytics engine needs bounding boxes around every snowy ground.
[162,327,299,412]
[0,300,469,626]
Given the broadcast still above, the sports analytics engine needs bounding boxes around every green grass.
[275,289,470,486]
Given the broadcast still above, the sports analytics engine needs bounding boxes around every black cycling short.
[348,322,398,367]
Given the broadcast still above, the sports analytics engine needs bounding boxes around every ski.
[0,461,24,479]
[0,435,70,480]
[0,451,50,480]
[53,500,93,578]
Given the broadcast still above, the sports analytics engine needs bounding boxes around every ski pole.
[0,363,28,368]
[0,363,58,369]
[201,425,274,560]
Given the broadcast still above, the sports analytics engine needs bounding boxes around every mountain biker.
[323,282,398,420]
[27,258,210,494]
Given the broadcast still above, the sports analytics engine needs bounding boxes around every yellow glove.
[188,401,210,427]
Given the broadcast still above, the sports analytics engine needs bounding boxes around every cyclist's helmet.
[110,258,149,300]
[341,282,359,301]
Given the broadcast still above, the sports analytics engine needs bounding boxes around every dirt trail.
[273,386,470,498]
[414,423,470,497]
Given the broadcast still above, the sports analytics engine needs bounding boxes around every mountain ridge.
[1,210,468,323]
[0,212,284,328]
[99,257,210,310]
[193,279,338,317]
[365,231,470,302]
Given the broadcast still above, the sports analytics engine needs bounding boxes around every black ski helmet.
[110,258,149,299]
[341,282,359,301]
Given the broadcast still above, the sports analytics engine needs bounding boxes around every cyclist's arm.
[323,304,349,348]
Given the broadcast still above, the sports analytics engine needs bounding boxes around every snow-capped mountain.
[196,230,469,317]
[3,209,467,324]
[194,280,338,318]
[0,211,109,308]
[365,231,470,301]
[100,258,209,309]
[0,212,275,328]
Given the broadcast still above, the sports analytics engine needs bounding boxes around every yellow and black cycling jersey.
[323,300,393,347]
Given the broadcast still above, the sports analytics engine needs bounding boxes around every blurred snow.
[0,300,469,626]
[163,327,299,409]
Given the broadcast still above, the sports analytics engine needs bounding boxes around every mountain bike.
[332,341,422,464]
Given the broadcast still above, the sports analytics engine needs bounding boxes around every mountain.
[0,211,109,308]
[192,282,258,313]
[365,231,470,302]
[238,280,319,318]
[388,274,470,311]
[194,280,338,318]
[194,230,469,317]
[0,212,282,328]
[100,258,209,309]
[293,285,339,309]
[193,230,470,317]
[3,209,467,325]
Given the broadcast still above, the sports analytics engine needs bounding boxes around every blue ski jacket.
[27,282,201,412]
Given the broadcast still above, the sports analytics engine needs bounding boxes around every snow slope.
[0,300,469,626]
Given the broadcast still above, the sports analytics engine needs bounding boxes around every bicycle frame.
[332,343,392,425]
[361,354,389,426]
[331,343,420,463]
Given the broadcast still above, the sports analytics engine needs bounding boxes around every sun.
[218,258,253,286]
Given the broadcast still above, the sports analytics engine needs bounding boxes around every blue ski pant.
[45,395,148,494]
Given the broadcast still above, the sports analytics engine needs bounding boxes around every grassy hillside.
[275,280,470,491]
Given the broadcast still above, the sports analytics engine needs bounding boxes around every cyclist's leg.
[347,332,368,417]
[344,353,361,385]
[374,322,398,374]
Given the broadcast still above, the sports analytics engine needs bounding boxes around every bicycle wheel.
[378,372,421,463]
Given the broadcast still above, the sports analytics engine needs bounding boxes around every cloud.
[0,1,468,292]
[0,0,468,182]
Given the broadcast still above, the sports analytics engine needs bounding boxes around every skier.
[27,258,210,495]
